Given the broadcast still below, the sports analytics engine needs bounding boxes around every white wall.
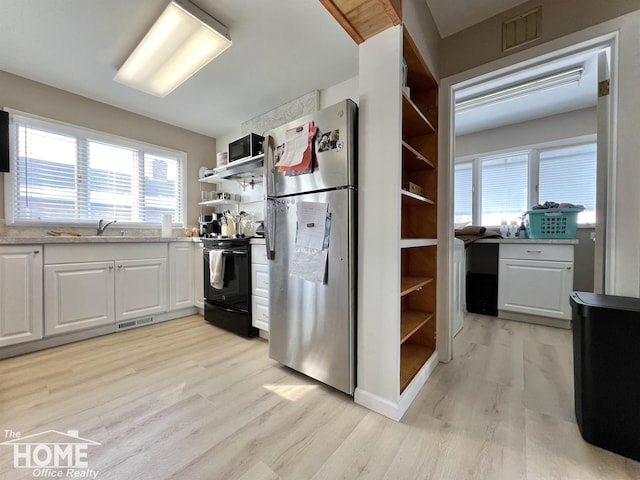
[455,107,596,158]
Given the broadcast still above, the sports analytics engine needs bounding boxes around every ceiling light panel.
[114,0,231,97]
[456,67,584,112]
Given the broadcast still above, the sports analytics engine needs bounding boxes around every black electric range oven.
[202,236,258,338]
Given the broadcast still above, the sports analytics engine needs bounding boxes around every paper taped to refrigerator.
[291,247,328,283]
[278,123,310,168]
[295,202,328,250]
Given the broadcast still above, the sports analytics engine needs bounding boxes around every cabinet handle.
[567,266,572,270]
[526,250,542,253]
[33,250,40,254]
[118,264,123,269]
[109,265,114,270]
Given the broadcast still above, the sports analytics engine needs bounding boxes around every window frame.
[4,110,187,227]
[454,135,597,228]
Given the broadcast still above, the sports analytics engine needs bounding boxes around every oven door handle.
[208,304,245,314]
[221,250,248,256]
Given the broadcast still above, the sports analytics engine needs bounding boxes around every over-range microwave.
[228,133,264,163]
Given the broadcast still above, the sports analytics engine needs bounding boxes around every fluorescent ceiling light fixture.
[455,67,584,112]
[114,0,231,97]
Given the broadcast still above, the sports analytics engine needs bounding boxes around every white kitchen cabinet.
[169,242,194,311]
[498,243,574,321]
[251,244,269,332]
[44,261,115,336]
[44,243,168,335]
[193,241,204,310]
[0,246,43,347]
[115,258,167,321]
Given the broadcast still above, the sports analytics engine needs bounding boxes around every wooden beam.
[319,0,401,44]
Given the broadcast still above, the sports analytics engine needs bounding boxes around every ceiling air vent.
[502,7,542,52]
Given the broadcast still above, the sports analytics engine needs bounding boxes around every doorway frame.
[437,29,618,362]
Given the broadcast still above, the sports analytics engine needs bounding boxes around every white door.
[498,259,573,320]
[44,261,114,336]
[115,258,167,321]
[169,243,194,310]
[0,246,43,347]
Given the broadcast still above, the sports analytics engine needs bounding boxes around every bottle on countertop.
[517,219,527,238]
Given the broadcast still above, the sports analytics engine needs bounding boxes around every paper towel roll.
[161,213,173,238]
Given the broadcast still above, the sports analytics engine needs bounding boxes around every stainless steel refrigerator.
[264,99,356,395]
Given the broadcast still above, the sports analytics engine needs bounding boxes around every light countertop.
[0,236,202,245]
[473,238,579,245]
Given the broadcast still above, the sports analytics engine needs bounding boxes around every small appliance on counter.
[199,214,220,237]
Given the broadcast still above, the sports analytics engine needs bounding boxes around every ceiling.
[0,0,358,139]
[0,0,586,141]
[455,51,599,136]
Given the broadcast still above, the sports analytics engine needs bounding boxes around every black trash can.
[466,272,498,316]
[570,291,640,461]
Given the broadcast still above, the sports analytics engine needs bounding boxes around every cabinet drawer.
[251,244,268,265]
[252,295,269,331]
[499,243,574,262]
[252,264,269,291]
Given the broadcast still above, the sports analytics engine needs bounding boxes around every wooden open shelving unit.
[399,25,438,393]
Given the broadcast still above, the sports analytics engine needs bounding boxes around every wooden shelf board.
[400,238,438,248]
[402,93,436,137]
[402,141,435,170]
[401,310,434,344]
[400,276,433,296]
[400,342,435,392]
[401,190,435,206]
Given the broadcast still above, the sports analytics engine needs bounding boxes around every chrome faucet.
[96,219,116,236]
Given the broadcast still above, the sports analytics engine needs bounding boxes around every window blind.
[539,143,596,224]
[480,152,528,226]
[454,162,473,225]
[7,112,185,226]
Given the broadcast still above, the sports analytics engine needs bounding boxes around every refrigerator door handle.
[265,198,276,260]
[264,133,275,198]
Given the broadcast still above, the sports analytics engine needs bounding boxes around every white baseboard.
[355,351,440,421]
[498,310,571,329]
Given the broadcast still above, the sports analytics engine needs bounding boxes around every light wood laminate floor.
[1,313,638,479]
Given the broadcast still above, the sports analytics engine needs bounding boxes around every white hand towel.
[209,250,225,289]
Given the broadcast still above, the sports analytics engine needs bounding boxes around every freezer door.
[268,188,355,394]
[265,99,357,197]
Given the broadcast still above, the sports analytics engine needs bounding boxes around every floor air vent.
[117,316,154,331]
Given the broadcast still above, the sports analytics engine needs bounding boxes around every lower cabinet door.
[252,295,269,332]
[116,258,167,322]
[44,262,115,336]
[0,246,43,346]
[498,258,573,320]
